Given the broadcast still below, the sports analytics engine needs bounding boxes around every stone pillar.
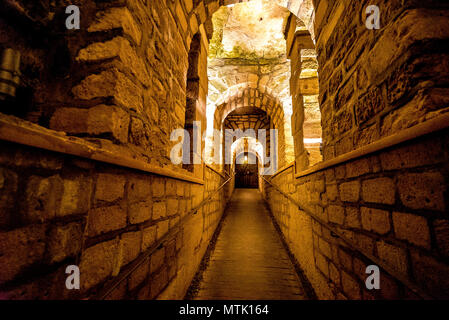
[314,0,449,159]
[285,14,322,171]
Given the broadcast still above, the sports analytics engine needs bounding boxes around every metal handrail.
[94,174,234,300]
[260,175,433,300]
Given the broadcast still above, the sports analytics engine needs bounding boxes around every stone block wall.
[313,0,449,161]
[214,87,290,168]
[0,0,233,300]
[1,0,218,171]
[285,14,322,171]
[2,0,449,301]
[62,0,212,171]
[263,129,449,299]
[0,140,229,299]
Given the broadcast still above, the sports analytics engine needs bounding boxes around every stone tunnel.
[0,0,448,300]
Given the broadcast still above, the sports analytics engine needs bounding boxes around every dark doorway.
[235,153,259,189]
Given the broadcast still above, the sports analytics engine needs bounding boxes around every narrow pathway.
[193,188,307,300]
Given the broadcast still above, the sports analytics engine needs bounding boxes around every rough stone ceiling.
[210,1,290,59]
[207,1,292,111]
[222,0,315,38]
[206,1,295,162]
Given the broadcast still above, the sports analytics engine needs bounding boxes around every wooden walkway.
[193,188,307,300]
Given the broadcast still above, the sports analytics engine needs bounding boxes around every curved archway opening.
[234,151,261,189]
[205,0,321,176]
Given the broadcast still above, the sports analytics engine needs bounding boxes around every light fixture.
[0,48,21,101]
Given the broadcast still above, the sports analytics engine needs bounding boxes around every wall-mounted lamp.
[0,48,21,101]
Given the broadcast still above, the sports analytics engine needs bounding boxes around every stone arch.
[230,137,278,176]
[214,87,284,130]
[223,107,272,151]
[230,138,269,179]
[231,137,265,166]
[207,83,288,137]
[211,86,291,167]
[192,0,317,170]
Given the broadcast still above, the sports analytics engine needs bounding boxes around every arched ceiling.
[223,107,271,132]
[231,137,265,165]
[221,0,315,38]
[214,87,285,131]
[209,2,289,60]
[207,1,292,119]
[204,0,313,167]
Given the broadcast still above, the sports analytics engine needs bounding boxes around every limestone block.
[0,168,17,228]
[176,2,188,33]
[142,225,157,252]
[346,159,370,178]
[129,201,152,224]
[361,207,390,235]
[338,248,353,270]
[326,183,338,202]
[318,237,331,258]
[166,180,177,196]
[87,205,127,236]
[49,108,88,134]
[397,172,445,211]
[329,262,341,286]
[50,105,130,143]
[47,222,83,264]
[59,176,92,217]
[362,178,396,205]
[150,247,166,274]
[152,177,166,198]
[149,267,168,299]
[434,220,449,257]
[88,7,142,45]
[88,105,130,143]
[157,220,170,240]
[95,173,126,203]
[25,175,63,223]
[393,212,430,249]
[345,207,361,229]
[153,202,167,220]
[184,0,193,13]
[328,205,345,225]
[76,37,150,87]
[380,139,444,171]
[79,238,121,291]
[298,77,319,95]
[167,199,179,216]
[341,271,361,300]
[376,241,408,275]
[339,180,360,202]
[315,251,329,277]
[72,69,143,113]
[120,231,142,266]
[410,250,449,299]
[129,260,149,291]
[0,225,46,283]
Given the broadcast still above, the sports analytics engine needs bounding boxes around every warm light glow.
[231,137,264,165]
[254,0,264,15]
[304,138,322,144]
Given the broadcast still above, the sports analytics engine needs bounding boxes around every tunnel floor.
[192,188,308,300]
